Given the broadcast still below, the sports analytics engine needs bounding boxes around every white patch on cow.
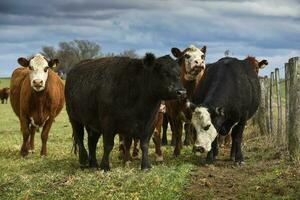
[28,54,49,92]
[191,107,218,152]
[183,44,206,80]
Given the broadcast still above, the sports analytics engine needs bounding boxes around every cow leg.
[100,133,115,172]
[173,119,183,157]
[71,119,88,167]
[230,119,246,165]
[153,131,163,162]
[140,137,151,170]
[87,128,100,168]
[28,126,36,153]
[40,118,55,157]
[20,118,30,157]
[123,136,133,165]
[161,113,168,145]
[118,135,125,160]
[206,138,218,164]
[132,138,139,159]
[184,123,192,146]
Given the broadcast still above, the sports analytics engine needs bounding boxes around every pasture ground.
[0,78,299,200]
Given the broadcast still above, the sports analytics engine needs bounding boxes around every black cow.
[65,53,186,171]
[189,57,262,165]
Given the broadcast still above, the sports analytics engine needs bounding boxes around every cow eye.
[44,66,49,72]
[201,55,205,60]
[184,54,191,59]
[203,125,210,131]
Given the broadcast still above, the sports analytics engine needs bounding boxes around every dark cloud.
[0,0,299,77]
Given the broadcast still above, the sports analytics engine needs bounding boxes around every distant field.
[0,78,298,200]
[0,78,10,88]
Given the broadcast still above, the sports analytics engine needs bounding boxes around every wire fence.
[253,57,300,160]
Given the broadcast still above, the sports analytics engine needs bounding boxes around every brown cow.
[10,54,64,157]
[0,87,10,104]
[166,44,207,156]
[218,56,268,147]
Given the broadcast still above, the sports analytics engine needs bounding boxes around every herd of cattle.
[4,44,268,171]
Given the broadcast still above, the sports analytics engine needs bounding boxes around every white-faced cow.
[189,56,267,165]
[10,54,65,157]
[65,53,186,171]
[165,44,207,157]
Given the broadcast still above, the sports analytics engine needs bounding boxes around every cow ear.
[186,100,197,112]
[201,45,207,54]
[215,107,225,117]
[18,57,29,67]
[258,59,268,69]
[171,48,183,58]
[143,53,155,68]
[49,59,59,68]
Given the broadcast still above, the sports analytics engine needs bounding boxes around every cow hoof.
[141,164,152,171]
[235,161,245,166]
[89,161,99,168]
[20,149,29,157]
[161,140,168,146]
[155,155,164,162]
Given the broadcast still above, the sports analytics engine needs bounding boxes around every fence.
[255,57,300,161]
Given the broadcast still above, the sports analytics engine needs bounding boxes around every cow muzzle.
[32,79,45,91]
[193,145,205,153]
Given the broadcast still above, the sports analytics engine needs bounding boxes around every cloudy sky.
[0,0,299,77]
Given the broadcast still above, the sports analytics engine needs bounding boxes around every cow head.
[18,54,59,92]
[143,53,186,100]
[245,56,268,75]
[171,45,206,81]
[187,102,226,153]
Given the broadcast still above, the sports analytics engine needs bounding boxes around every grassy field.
[0,78,299,200]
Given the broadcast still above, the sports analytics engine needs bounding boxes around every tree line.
[41,40,138,76]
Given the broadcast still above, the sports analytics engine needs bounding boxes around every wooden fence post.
[288,57,300,160]
[269,72,274,134]
[256,77,268,135]
[264,76,270,134]
[285,63,290,144]
[275,68,282,144]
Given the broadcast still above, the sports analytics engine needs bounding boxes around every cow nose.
[193,146,205,153]
[33,79,43,86]
[176,89,187,98]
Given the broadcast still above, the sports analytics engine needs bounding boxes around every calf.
[189,56,263,165]
[65,53,186,171]
[10,54,64,156]
[0,87,10,104]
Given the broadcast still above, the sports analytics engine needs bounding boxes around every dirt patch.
[183,136,300,200]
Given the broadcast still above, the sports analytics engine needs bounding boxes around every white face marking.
[183,45,206,80]
[191,107,218,152]
[28,54,49,92]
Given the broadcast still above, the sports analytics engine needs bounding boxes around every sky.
[0,0,299,77]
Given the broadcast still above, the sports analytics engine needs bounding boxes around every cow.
[65,53,186,171]
[189,56,265,165]
[218,56,268,147]
[0,87,10,104]
[10,54,64,157]
[165,44,207,156]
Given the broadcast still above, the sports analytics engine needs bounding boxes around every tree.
[224,49,230,57]
[41,40,101,74]
[118,49,139,58]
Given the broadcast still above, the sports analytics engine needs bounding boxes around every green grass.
[0,78,298,200]
[0,78,10,88]
[0,93,195,200]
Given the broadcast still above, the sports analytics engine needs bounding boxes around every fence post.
[269,72,274,134]
[285,63,290,144]
[256,77,268,135]
[264,76,270,134]
[275,68,282,144]
[288,57,300,160]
